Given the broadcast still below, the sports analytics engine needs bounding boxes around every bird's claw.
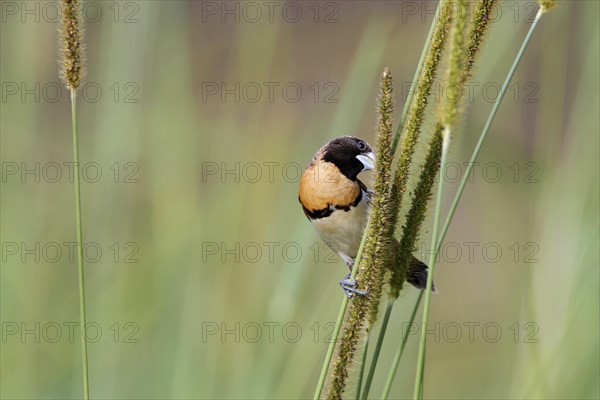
[339,273,369,298]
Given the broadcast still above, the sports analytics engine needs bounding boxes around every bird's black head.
[322,136,375,181]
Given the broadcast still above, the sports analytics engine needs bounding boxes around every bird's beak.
[356,152,376,171]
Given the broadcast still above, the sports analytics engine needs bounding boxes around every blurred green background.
[1,1,598,399]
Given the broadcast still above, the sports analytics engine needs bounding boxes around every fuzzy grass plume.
[326,68,397,400]
[442,0,467,128]
[59,0,85,89]
[389,0,497,298]
[387,0,452,297]
[460,0,496,87]
[389,0,451,248]
[365,67,396,326]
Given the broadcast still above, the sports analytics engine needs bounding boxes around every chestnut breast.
[299,159,361,214]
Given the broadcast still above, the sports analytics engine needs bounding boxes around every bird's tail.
[407,257,437,292]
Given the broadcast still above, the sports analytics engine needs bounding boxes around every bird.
[298,136,435,297]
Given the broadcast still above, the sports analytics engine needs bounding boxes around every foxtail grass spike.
[460,0,497,87]
[365,67,395,327]
[59,0,85,89]
[354,67,399,398]
[392,0,466,298]
[392,2,440,154]
[326,68,396,400]
[386,0,452,297]
[442,0,467,128]
[389,126,443,298]
[391,0,496,298]
[390,0,451,232]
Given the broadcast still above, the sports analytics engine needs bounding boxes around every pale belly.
[312,197,368,265]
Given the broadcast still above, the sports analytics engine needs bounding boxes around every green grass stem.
[412,128,451,399]
[354,331,370,400]
[70,87,90,400]
[360,300,394,399]
[381,290,424,399]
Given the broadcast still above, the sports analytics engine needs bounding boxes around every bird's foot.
[339,273,368,298]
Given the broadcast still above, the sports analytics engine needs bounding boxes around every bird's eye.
[357,141,367,151]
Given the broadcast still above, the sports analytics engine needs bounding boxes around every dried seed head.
[540,0,556,12]
[59,0,85,89]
